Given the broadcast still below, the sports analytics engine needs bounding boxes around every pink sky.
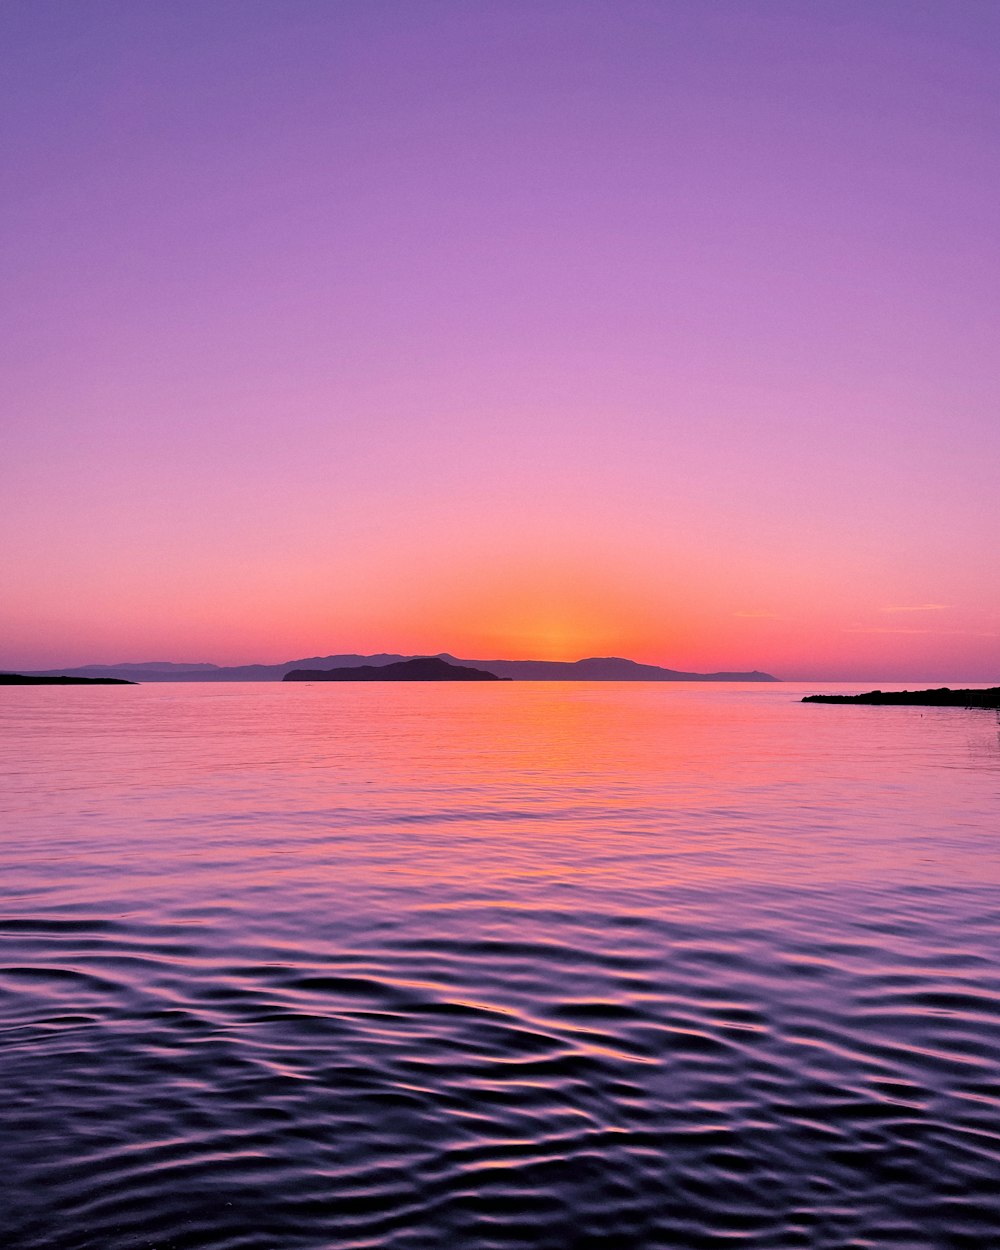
[3,1,998,681]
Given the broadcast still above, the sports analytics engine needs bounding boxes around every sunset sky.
[3,1,998,681]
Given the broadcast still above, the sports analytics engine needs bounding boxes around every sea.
[2,680,999,1249]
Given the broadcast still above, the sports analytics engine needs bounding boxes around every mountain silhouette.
[441,655,776,681]
[24,653,778,683]
[284,657,505,682]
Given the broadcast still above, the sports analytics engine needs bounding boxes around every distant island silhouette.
[284,657,507,682]
[0,673,135,685]
[21,654,779,683]
[449,656,777,682]
[804,687,1000,709]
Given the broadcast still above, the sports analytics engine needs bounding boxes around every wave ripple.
[3,683,1000,1247]
[3,892,1000,1250]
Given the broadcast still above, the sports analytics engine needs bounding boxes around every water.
[2,681,999,1249]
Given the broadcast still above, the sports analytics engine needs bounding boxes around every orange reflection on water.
[5,681,999,917]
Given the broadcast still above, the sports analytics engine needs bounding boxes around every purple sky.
[3,1,998,679]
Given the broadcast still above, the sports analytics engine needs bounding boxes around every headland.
[803,687,1000,708]
[0,673,136,685]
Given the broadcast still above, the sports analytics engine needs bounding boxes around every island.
[23,654,778,683]
[803,686,1000,709]
[283,657,508,682]
[0,673,136,685]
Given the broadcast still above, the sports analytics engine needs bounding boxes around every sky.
[3,0,998,681]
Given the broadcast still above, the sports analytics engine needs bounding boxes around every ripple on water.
[2,892,1000,1250]
[3,684,1000,1247]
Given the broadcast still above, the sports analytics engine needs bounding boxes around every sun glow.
[498,618,606,662]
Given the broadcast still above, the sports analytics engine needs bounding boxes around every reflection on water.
[2,683,999,1248]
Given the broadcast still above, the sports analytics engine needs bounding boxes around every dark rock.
[803,687,1000,708]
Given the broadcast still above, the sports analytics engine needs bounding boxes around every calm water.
[2,681,1000,1249]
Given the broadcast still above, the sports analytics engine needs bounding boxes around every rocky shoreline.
[803,687,1000,708]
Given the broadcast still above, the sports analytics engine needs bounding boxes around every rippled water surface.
[3,681,1000,1249]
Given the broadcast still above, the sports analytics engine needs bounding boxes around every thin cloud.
[880,604,950,613]
[735,610,781,619]
[844,627,997,637]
